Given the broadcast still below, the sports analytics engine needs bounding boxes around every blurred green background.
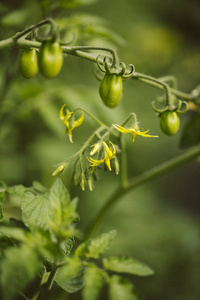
[0,0,200,299]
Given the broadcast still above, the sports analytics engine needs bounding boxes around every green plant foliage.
[86,230,117,259]
[0,244,40,300]
[83,264,104,300]
[108,275,139,300]
[21,193,50,231]
[55,257,83,289]
[103,256,154,276]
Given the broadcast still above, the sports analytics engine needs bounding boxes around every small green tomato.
[99,73,122,108]
[38,41,63,79]
[19,48,38,79]
[160,111,180,136]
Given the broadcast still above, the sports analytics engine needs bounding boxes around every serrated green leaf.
[0,226,27,242]
[109,275,139,300]
[0,191,5,222]
[49,178,70,212]
[56,267,84,293]
[0,244,40,300]
[103,257,154,277]
[55,258,83,292]
[83,264,104,300]
[49,179,79,230]
[86,230,116,259]
[180,113,200,148]
[21,192,49,231]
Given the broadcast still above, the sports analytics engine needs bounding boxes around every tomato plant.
[38,41,63,78]
[99,73,122,108]
[160,111,180,136]
[19,48,38,79]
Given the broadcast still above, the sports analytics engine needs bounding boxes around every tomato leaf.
[83,264,104,300]
[103,256,154,276]
[0,244,40,300]
[86,230,116,259]
[108,275,139,300]
[21,192,49,231]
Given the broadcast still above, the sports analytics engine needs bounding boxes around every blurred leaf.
[0,226,27,242]
[32,181,48,193]
[0,244,39,300]
[55,257,83,291]
[0,9,30,28]
[56,264,84,293]
[103,256,154,276]
[180,113,200,148]
[108,275,139,300]
[0,191,5,222]
[59,0,98,8]
[7,184,26,196]
[21,192,49,231]
[86,230,116,259]
[83,264,104,300]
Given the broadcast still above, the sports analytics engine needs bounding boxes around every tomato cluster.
[160,111,180,136]
[19,41,63,79]
[99,73,122,108]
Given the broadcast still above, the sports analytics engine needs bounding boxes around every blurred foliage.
[0,0,200,299]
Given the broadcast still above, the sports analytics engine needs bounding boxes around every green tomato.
[38,41,63,79]
[160,111,180,136]
[99,73,122,108]
[19,48,38,79]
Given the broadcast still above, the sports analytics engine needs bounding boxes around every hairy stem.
[85,143,200,239]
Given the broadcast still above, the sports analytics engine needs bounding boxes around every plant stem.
[133,72,195,101]
[85,143,200,239]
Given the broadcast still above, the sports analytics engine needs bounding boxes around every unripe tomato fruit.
[38,41,63,79]
[160,111,180,136]
[19,48,38,79]
[99,73,122,108]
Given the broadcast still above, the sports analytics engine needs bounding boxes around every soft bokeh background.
[0,0,200,299]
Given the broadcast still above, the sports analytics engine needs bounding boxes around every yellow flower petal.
[72,111,84,129]
[113,124,132,134]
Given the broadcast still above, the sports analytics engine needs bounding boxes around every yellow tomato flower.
[59,104,84,143]
[88,141,116,171]
[113,124,158,142]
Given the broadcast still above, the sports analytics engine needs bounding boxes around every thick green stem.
[85,143,200,239]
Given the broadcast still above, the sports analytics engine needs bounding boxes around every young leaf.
[48,179,79,231]
[21,192,49,231]
[86,230,116,259]
[55,257,83,292]
[0,244,40,300]
[83,264,104,300]
[103,257,154,277]
[108,275,139,300]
